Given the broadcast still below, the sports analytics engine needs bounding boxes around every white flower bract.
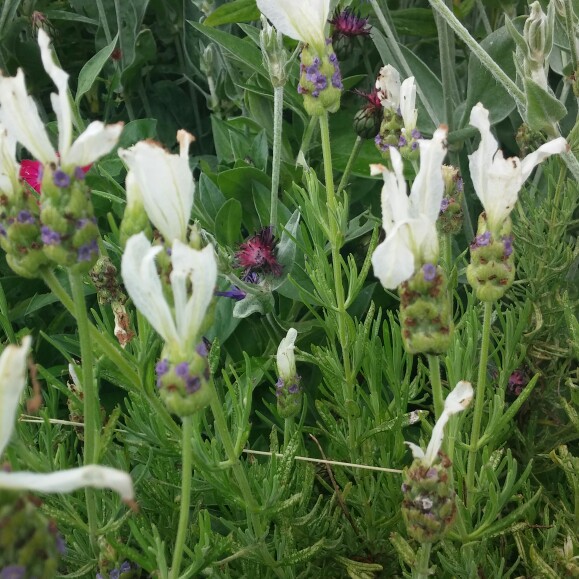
[376,65,418,134]
[276,328,297,382]
[121,233,217,359]
[405,381,473,466]
[0,124,19,198]
[256,0,330,53]
[371,127,448,289]
[118,131,195,243]
[468,103,567,233]
[0,30,122,169]
[0,337,134,502]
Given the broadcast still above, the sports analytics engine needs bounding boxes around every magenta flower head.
[236,226,282,277]
[330,8,371,38]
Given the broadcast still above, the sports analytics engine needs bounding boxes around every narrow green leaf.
[204,0,260,27]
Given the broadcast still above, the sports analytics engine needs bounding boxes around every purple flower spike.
[41,225,61,245]
[422,263,437,282]
[53,169,71,188]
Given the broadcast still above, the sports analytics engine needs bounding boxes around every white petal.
[257,0,329,50]
[375,148,409,236]
[371,224,415,289]
[276,328,297,381]
[0,70,57,164]
[423,381,473,465]
[468,103,521,230]
[376,64,401,110]
[121,233,180,346]
[520,137,567,181]
[170,241,217,351]
[400,77,417,132]
[405,441,425,460]
[407,216,439,265]
[409,127,448,223]
[0,125,20,197]
[0,336,32,456]
[119,141,194,243]
[65,121,123,168]
[38,29,72,160]
[177,129,195,159]
[0,465,134,501]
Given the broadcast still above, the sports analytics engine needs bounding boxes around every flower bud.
[466,214,515,302]
[275,328,302,418]
[0,490,65,576]
[39,164,100,271]
[353,89,382,139]
[155,343,213,416]
[329,8,371,61]
[437,165,464,235]
[401,454,457,543]
[260,16,289,88]
[119,172,151,249]
[524,2,553,65]
[398,265,453,355]
[298,42,342,116]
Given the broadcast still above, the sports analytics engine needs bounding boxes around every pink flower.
[19,159,91,193]
[236,227,282,277]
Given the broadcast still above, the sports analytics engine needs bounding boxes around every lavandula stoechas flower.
[121,233,217,416]
[0,30,123,272]
[402,381,473,543]
[466,103,566,301]
[275,328,302,418]
[371,128,453,354]
[257,0,342,115]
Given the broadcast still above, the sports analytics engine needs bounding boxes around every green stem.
[270,85,284,231]
[428,355,444,421]
[209,392,257,511]
[414,542,432,579]
[319,115,352,384]
[466,301,493,505]
[283,417,293,449]
[428,0,525,106]
[475,0,492,36]
[435,1,458,126]
[369,0,440,126]
[68,271,99,548]
[336,136,363,197]
[170,417,193,579]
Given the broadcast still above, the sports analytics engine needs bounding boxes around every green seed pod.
[90,256,127,306]
[40,165,100,272]
[466,215,515,302]
[401,455,457,543]
[0,490,64,576]
[353,105,382,139]
[299,43,342,116]
[399,265,453,355]
[155,345,214,416]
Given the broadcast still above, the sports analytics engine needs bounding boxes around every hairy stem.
[270,85,284,231]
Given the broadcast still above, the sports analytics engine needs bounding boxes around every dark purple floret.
[297,84,305,94]
[422,263,437,282]
[0,223,6,237]
[55,532,67,555]
[215,286,246,301]
[411,129,421,139]
[196,341,209,357]
[502,235,513,257]
[76,217,97,229]
[17,210,35,224]
[53,169,71,188]
[401,483,409,493]
[74,166,86,180]
[109,570,120,579]
[288,383,300,394]
[426,467,438,479]
[457,177,464,192]
[175,362,189,378]
[471,231,491,249]
[411,141,419,151]
[398,135,407,148]
[185,375,201,394]
[331,69,343,89]
[440,198,450,213]
[119,562,132,573]
[41,225,61,245]
[0,567,27,579]
[375,134,391,152]
[77,239,98,262]
[156,358,169,376]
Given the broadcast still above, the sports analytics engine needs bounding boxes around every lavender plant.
[0,1,577,578]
